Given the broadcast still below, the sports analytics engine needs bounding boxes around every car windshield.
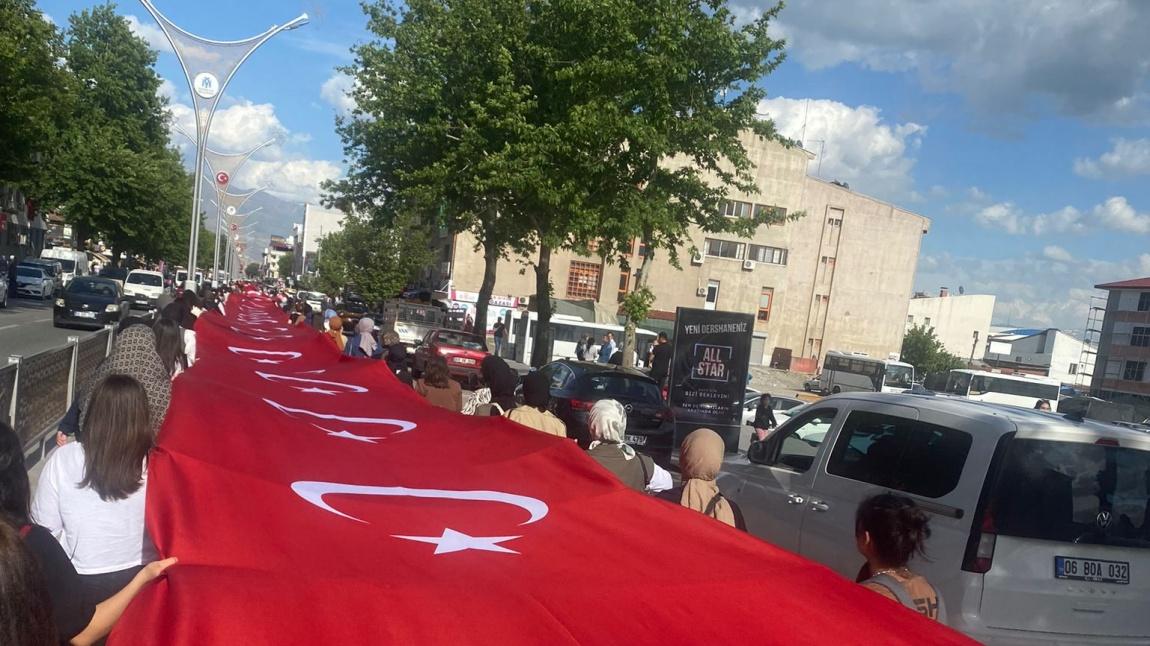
[126,273,162,287]
[884,364,914,389]
[436,331,487,351]
[341,302,367,314]
[990,438,1150,549]
[68,279,116,297]
[17,266,42,278]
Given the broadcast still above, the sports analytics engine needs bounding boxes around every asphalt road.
[0,294,102,359]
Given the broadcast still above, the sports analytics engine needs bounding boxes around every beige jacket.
[506,406,567,438]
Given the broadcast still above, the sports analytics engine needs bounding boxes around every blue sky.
[34,0,1150,331]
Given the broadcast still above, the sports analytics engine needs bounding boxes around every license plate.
[454,357,476,365]
[624,434,647,446]
[1055,556,1129,585]
[74,311,97,319]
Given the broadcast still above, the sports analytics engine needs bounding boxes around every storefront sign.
[450,290,518,309]
[668,308,754,452]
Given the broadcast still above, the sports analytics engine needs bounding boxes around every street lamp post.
[138,1,307,274]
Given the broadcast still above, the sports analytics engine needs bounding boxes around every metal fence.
[10,327,114,462]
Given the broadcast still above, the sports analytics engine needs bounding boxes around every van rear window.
[990,439,1150,549]
[126,273,162,287]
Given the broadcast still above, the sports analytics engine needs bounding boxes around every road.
[0,295,102,359]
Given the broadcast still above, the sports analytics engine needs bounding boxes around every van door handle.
[809,499,830,512]
[786,494,805,505]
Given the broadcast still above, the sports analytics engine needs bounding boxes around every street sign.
[230,223,238,232]
[193,72,220,99]
[215,171,230,185]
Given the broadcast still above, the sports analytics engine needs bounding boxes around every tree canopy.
[312,213,433,307]
[901,324,966,377]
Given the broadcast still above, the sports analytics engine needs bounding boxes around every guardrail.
[8,327,115,464]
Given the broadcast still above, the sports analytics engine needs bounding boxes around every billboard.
[668,308,755,452]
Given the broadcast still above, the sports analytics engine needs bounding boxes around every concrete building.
[294,203,347,277]
[431,134,930,370]
[263,235,293,279]
[905,291,996,360]
[1090,277,1150,412]
[983,327,1092,385]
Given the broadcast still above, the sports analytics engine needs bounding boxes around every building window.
[827,217,843,226]
[907,315,914,325]
[924,317,932,327]
[748,244,788,265]
[753,204,787,221]
[1140,293,1150,312]
[1069,364,1078,375]
[720,200,754,219]
[758,288,774,322]
[566,260,602,300]
[1124,361,1147,382]
[704,238,744,260]
[704,280,720,310]
[616,272,630,304]
[1133,327,1150,347]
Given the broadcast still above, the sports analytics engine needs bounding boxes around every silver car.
[720,392,1150,644]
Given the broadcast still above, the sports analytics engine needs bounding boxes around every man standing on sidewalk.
[597,332,617,363]
[492,316,506,357]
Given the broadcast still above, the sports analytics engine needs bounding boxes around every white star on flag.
[298,387,341,395]
[392,528,522,555]
[252,359,282,364]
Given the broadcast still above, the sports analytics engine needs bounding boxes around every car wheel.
[831,386,842,394]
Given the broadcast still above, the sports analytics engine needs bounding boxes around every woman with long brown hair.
[33,375,159,604]
[152,318,188,378]
[414,355,462,412]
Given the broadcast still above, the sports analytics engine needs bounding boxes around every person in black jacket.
[752,393,778,442]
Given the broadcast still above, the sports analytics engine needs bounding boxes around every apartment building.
[905,291,996,360]
[1091,277,1150,410]
[431,134,930,370]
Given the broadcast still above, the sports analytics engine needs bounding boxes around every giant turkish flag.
[112,291,974,645]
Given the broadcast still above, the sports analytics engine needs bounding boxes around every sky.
[33,0,1150,332]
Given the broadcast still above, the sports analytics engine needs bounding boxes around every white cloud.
[1042,245,1074,263]
[124,15,173,53]
[320,72,357,116]
[751,0,1150,122]
[971,202,1085,236]
[757,97,925,201]
[1092,196,1150,234]
[164,95,342,203]
[916,250,1150,331]
[1074,138,1150,178]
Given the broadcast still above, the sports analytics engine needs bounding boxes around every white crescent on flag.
[263,399,417,436]
[255,371,368,395]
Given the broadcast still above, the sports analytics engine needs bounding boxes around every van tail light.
[963,509,998,574]
[661,387,669,401]
[963,433,1013,575]
[1096,438,1120,447]
[570,399,594,412]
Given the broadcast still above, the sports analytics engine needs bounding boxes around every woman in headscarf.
[473,356,518,416]
[585,400,672,493]
[657,429,745,530]
[381,331,412,386]
[506,371,566,437]
[323,315,346,353]
[344,317,382,359]
[55,326,173,445]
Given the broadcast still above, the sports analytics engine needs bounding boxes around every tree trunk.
[475,236,499,346]
[530,242,553,368]
[621,244,655,369]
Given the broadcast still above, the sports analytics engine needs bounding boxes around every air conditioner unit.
[696,287,707,297]
[691,253,704,266]
[742,259,756,271]
[516,296,530,307]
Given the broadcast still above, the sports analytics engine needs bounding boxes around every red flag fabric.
[112,290,974,645]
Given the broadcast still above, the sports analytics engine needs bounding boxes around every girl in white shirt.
[33,374,158,602]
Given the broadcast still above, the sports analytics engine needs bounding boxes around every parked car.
[412,329,489,383]
[740,393,805,427]
[719,392,1150,644]
[123,269,165,311]
[40,248,88,286]
[803,376,823,393]
[539,360,671,451]
[337,297,370,334]
[297,290,326,313]
[23,258,62,295]
[54,277,128,329]
[15,264,52,300]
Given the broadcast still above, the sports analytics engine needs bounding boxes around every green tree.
[0,0,74,191]
[313,213,433,308]
[277,253,294,281]
[40,3,189,264]
[244,262,261,279]
[901,324,965,378]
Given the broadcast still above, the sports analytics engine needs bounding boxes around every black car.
[338,298,370,334]
[53,277,128,329]
[539,360,672,453]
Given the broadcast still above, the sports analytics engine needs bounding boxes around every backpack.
[863,573,947,623]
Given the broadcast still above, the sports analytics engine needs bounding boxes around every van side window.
[826,411,973,498]
[750,408,837,473]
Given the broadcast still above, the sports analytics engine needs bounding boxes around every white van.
[123,269,165,311]
[40,248,88,286]
[720,393,1150,644]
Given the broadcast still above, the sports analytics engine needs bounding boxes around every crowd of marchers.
[0,283,942,644]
